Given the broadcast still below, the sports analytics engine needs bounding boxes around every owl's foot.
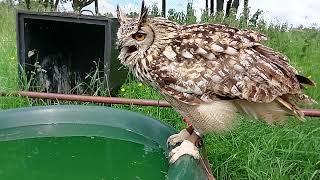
[169,139,200,164]
[167,117,194,146]
[167,129,191,146]
[168,130,203,164]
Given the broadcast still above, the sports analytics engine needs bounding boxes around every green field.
[1,3,320,179]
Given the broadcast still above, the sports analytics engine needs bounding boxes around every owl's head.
[116,1,178,66]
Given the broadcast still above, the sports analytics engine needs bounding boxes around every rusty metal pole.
[300,109,320,117]
[1,91,320,117]
[0,91,171,107]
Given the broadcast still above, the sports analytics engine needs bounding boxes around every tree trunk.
[72,0,79,12]
[225,0,232,16]
[94,0,98,14]
[162,0,166,17]
[210,0,214,15]
[53,0,59,10]
[25,0,31,9]
[231,0,240,11]
[243,0,249,24]
[44,0,49,8]
[205,0,208,12]
[249,9,262,26]
[216,0,224,12]
[83,0,95,7]
[49,0,54,10]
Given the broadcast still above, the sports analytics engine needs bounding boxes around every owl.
[116,1,315,163]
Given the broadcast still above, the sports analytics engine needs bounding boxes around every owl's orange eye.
[132,33,146,41]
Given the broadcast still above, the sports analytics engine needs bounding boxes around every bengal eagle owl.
[116,1,315,163]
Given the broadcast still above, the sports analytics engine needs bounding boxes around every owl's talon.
[169,140,200,164]
[167,129,191,147]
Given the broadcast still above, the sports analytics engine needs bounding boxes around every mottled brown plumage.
[116,1,316,164]
[116,2,315,135]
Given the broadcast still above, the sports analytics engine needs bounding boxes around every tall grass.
[0,3,17,92]
[0,2,320,179]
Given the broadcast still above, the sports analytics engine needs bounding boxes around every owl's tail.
[234,72,316,123]
[275,93,317,120]
[233,93,316,124]
[278,74,317,120]
[275,96,305,121]
[233,100,288,124]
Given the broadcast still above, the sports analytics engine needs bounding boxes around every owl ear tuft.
[138,0,148,24]
[116,5,127,24]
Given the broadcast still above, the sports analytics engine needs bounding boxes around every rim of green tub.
[0,105,207,180]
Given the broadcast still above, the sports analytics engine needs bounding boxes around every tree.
[162,0,166,17]
[226,0,239,16]
[22,0,98,14]
[150,3,160,17]
[72,0,97,13]
[25,0,30,9]
[210,0,214,15]
[205,0,208,12]
[41,0,59,10]
[249,9,262,27]
[103,12,113,18]
[225,0,232,16]
[167,9,186,24]
[127,12,139,18]
[216,0,224,12]
[243,0,249,24]
[24,0,60,10]
[185,2,196,24]
[231,0,240,14]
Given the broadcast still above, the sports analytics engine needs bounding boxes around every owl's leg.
[167,117,193,146]
[168,130,203,164]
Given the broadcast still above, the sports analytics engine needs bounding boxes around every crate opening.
[17,12,126,96]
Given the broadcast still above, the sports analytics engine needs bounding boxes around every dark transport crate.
[16,11,127,96]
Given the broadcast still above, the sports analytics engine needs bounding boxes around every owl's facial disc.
[117,1,153,65]
[118,30,146,57]
[118,25,153,59]
[121,30,147,54]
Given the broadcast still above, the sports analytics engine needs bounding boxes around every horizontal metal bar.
[1,91,320,117]
[0,91,171,107]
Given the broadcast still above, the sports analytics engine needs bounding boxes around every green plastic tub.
[0,105,206,179]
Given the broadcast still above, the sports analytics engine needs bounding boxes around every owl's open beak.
[118,42,137,51]
[126,46,138,53]
[116,41,138,55]
[118,45,138,59]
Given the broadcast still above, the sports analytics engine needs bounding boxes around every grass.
[1,3,320,179]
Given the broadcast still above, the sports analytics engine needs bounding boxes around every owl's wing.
[151,24,311,106]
